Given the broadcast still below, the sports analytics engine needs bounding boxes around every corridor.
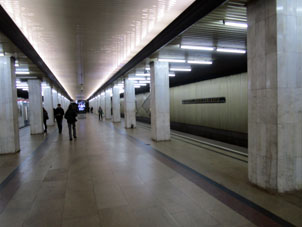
[0,115,301,227]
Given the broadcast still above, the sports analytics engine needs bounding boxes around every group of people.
[43,103,78,141]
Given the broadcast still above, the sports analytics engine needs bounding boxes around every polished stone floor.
[0,114,301,227]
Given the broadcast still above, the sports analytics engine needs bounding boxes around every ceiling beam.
[89,0,227,100]
[0,5,72,100]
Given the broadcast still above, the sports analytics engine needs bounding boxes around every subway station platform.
[0,115,301,227]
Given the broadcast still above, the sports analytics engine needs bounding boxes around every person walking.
[65,103,77,141]
[98,106,103,120]
[54,104,64,134]
[43,108,49,133]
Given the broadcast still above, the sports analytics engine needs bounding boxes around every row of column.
[0,56,70,154]
[91,60,170,142]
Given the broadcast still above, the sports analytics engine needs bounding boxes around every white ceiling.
[0,0,194,100]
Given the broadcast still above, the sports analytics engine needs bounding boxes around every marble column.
[247,0,302,192]
[105,89,112,119]
[52,89,58,109]
[112,87,121,123]
[28,79,43,134]
[101,93,105,113]
[150,61,170,141]
[124,78,136,128]
[0,56,20,154]
[58,93,62,106]
[43,85,54,126]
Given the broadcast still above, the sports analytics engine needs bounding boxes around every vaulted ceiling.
[0,0,195,100]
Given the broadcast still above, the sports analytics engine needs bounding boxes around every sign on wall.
[182,97,226,104]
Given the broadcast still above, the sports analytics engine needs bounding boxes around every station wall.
[123,73,248,146]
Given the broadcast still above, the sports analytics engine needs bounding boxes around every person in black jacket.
[43,108,49,133]
[65,103,77,141]
[54,104,64,134]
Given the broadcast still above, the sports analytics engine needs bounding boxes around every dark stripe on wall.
[0,130,57,214]
[89,0,227,99]
[106,123,294,227]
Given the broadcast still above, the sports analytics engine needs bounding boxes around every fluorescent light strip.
[224,21,248,28]
[169,73,175,77]
[187,60,212,65]
[145,67,150,71]
[216,48,246,54]
[136,73,150,76]
[139,81,150,84]
[181,45,215,51]
[129,77,150,81]
[16,71,30,75]
[170,68,191,72]
[135,83,146,86]
[158,59,186,63]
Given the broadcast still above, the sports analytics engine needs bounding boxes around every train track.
[136,122,248,163]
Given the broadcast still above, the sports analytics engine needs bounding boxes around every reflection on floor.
[0,114,301,227]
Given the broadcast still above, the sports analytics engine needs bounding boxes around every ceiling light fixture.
[180,45,215,51]
[170,68,191,72]
[223,20,248,28]
[158,59,186,63]
[216,48,246,54]
[169,73,175,77]
[15,71,30,75]
[136,73,150,76]
[187,60,213,64]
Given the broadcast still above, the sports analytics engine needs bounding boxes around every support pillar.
[105,89,112,119]
[43,85,54,125]
[112,87,121,123]
[101,93,105,114]
[124,78,136,128]
[247,0,302,192]
[0,56,20,154]
[52,89,58,109]
[150,61,170,141]
[28,79,43,134]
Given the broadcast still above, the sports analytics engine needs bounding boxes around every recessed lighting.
[158,59,186,63]
[223,20,248,29]
[216,48,246,54]
[180,45,215,51]
[16,71,30,75]
[136,73,150,76]
[170,68,191,72]
[187,60,213,65]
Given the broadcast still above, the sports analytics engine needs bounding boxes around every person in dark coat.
[65,103,77,141]
[98,106,103,120]
[54,104,64,134]
[43,108,49,133]
[91,107,93,113]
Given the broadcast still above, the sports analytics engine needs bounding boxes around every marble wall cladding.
[150,61,170,141]
[28,79,43,134]
[105,89,112,119]
[0,56,20,154]
[112,87,121,123]
[43,86,54,125]
[101,94,106,113]
[124,78,136,128]
[248,0,302,192]
[52,89,58,108]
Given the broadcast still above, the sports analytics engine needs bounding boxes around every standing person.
[65,103,77,141]
[98,106,103,120]
[43,108,49,133]
[91,107,93,113]
[54,104,64,134]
